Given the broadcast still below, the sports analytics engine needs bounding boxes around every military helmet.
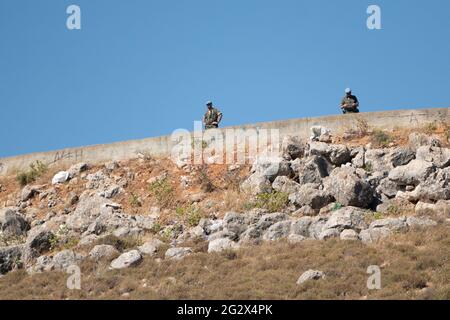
[345,88,352,94]
[206,101,213,106]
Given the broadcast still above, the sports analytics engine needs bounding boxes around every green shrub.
[95,234,142,252]
[129,192,142,207]
[149,177,174,208]
[371,129,393,148]
[176,205,205,227]
[424,122,438,134]
[247,191,289,212]
[363,162,373,173]
[16,161,48,186]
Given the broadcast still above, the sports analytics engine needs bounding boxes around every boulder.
[376,177,399,199]
[388,160,435,186]
[98,185,121,199]
[340,229,359,241]
[240,173,272,195]
[20,185,41,202]
[416,146,450,168]
[287,234,306,243]
[369,217,408,232]
[207,238,239,253]
[110,250,142,269]
[364,149,392,172]
[292,155,333,185]
[389,148,416,167]
[415,200,450,217]
[164,247,192,260]
[307,218,328,239]
[323,167,374,208]
[351,147,365,168]
[89,245,119,262]
[52,250,83,270]
[0,207,30,237]
[310,126,331,142]
[406,216,437,228]
[296,270,325,285]
[272,176,301,194]
[318,228,340,240]
[222,212,250,238]
[22,227,55,263]
[282,136,306,160]
[137,239,164,256]
[323,207,368,232]
[250,156,293,182]
[263,221,292,241]
[309,142,351,166]
[289,185,334,210]
[256,213,289,230]
[408,132,436,149]
[27,255,54,274]
[396,167,450,202]
[66,191,111,232]
[290,217,313,237]
[359,227,391,243]
[0,245,23,274]
[68,162,88,179]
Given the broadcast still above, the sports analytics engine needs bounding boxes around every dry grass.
[1,224,449,300]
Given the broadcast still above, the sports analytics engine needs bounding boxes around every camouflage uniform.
[341,94,359,113]
[203,107,223,129]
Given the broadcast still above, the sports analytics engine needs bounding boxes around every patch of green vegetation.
[244,191,289,213]
[363,162,373,173]
[160,224,183,241]
[332,202,343,211]
[150,222,162,234]
[129,192,142,208]
[386,204,401,216]
[149,177,174,208]
[373,212,384,220]
[424,122,438,134]
[176,205,205,227]
[95,234,142,252]
[371,129,393,148]
[16,161,48,187]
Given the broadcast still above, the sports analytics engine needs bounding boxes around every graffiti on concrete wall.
[51,149,84,164]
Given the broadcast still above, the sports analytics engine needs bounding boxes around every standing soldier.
[202,101,223,129]
[340,88,360,114]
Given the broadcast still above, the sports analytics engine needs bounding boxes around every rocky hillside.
[0,122,450,299]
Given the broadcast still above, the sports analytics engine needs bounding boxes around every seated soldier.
[340,88,360,114]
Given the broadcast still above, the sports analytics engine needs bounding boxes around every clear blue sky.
[1,0,449,157]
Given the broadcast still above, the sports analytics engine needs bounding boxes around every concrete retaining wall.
[1,107,448,177]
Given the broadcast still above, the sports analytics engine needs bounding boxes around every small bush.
[198,167,215,193]
[176,205,205,227]
[149,177,174,208]
[95,234,142,252]
[129,192,142,207]
[373,212,384,220]
[363,162,373,173]
[150,222,162,234]
[424,122,438,134]
[371,129,393,148]
[247,191,289,212]
[16,161,48,186]
[355,118,370,137]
